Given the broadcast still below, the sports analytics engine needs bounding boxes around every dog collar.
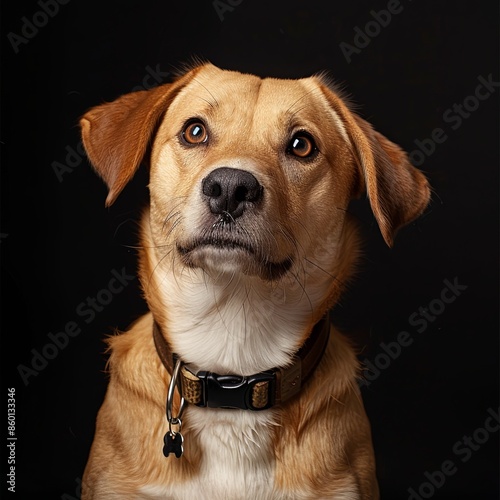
[153,316,330,411]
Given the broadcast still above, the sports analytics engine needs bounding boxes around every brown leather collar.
[153,315,330,411]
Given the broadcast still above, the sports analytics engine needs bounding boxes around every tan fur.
[84,314,203,497]
[80,63,430,499]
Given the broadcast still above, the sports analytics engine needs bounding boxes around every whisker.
[288,268,314,317]
[112,216,141,241]
[304,257,349,292]
[161,197,188,231]
[285,87,323,118]
[144,245,176,296]
[191,77,219,108]
[168,215,183,233]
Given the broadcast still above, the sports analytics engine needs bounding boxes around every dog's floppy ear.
[80,69,200,206]
[317,82,430,247]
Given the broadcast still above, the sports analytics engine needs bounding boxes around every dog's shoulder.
[106,312,167,399]
[272,327,377,498]
[107,313,154,362]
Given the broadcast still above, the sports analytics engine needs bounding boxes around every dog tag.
[163,431,184,458]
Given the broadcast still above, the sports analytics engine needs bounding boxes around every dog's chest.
[140,408,277,500]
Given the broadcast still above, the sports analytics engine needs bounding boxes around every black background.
[1,0,499,498]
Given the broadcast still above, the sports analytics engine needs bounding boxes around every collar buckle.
[193,370,275,411]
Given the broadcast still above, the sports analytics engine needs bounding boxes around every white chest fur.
[140,408,277,500]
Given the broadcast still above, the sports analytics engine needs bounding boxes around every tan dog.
[80,63,430,499]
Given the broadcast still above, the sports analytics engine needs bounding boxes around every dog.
[79,62,430,499]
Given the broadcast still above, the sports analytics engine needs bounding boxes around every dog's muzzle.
[177,166,293,279]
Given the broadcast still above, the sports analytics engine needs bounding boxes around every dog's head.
[81,63,430,287]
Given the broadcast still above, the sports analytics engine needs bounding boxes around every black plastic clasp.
[195,371,275,411]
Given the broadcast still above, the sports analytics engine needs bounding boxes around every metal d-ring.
[166,358,186,434]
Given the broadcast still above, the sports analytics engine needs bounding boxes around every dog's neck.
[153,313,330,410]
[140,211,358,376]
[149,270,322,375]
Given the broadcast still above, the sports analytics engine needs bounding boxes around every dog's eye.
[182,120,208,145]
[287,133,317,159]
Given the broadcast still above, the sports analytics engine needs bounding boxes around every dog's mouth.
[177,227,292,281]
[178,236,254,256]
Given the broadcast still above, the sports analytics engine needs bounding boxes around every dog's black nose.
[202,167,263,219]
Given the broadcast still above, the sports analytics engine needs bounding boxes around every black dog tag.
[163,431,184,458]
